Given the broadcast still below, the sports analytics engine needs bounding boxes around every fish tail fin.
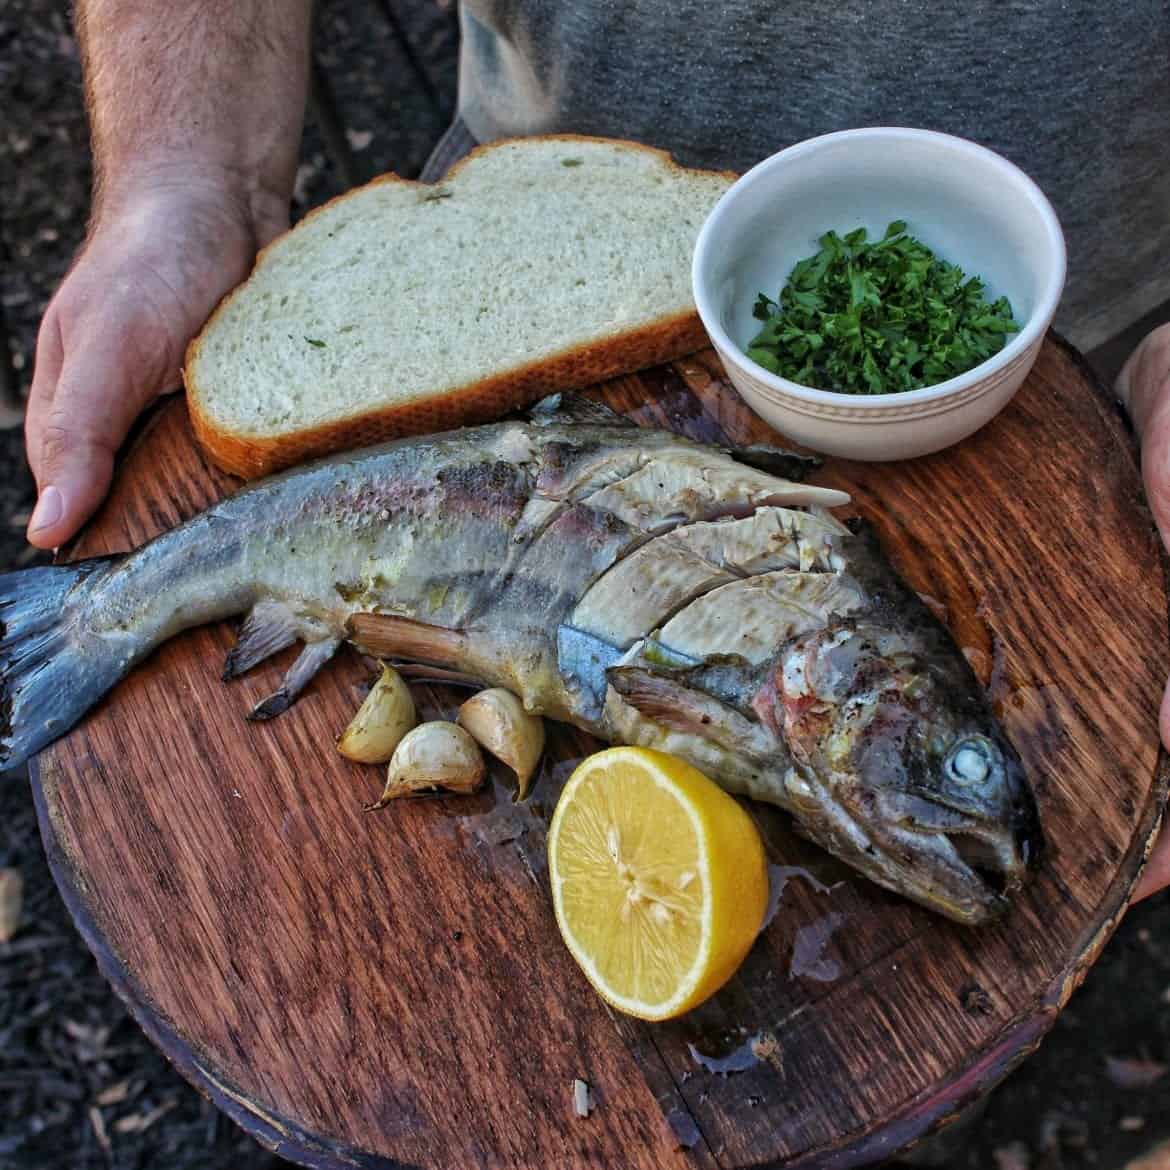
[0,555,125,769]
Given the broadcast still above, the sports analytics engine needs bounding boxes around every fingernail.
[29,485,64,533]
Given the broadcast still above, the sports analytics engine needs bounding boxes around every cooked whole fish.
[0,395,1040,923]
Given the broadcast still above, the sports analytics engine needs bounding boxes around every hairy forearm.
[76,0,311,218]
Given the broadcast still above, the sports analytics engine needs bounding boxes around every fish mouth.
[864,826,1013,925]
[935,761,1045,901]
[878,812,1043,924]
[790,771,1033,925]
[874,795,1041,924]
[839,791,1040,924]
[892,748,1044,919]
[947,832,1020,897]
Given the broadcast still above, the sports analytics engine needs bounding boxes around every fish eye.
[945,737,998,785]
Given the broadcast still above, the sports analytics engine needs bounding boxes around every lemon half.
[548,747,768,1020]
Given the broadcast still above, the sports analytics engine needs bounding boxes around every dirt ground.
[1,2,1169,1168]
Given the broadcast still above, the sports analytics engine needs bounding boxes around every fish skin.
[0,400,1039,923]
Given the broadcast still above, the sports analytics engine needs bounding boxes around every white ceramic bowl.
[691,127,1066,461]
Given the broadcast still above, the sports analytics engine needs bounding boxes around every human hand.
[1118,322,1170,902]
[25,169,288,548]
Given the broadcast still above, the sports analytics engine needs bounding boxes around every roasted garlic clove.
[337,663,416,764]
[457,688,545,800]
[368,721,486,808]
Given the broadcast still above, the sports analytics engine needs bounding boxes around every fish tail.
[0,555,125,769]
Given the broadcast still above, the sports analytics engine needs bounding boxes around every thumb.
[26,327,169,549]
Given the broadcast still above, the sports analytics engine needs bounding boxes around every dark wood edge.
[29,756,419,1170]
[27,336,1170,1170]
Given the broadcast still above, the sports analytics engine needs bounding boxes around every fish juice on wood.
[0,394,1040,923]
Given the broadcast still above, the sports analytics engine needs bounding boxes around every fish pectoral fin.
[607,667,716,734]
[224,599,300,680]
[607,666,778,760]
[729,445,822,481]
[346,613,470,669]
[527,392,634,429]
[247,637,340,721]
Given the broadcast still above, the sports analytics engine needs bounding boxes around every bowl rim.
[691,126,1067,410]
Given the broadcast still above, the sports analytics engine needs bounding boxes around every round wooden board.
[32,336,1169,1170]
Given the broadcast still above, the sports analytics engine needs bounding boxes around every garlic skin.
[369,721,486,808]
[457,688,545,800]
[337,663,416,764]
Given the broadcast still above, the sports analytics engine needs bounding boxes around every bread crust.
[183,135,736,479]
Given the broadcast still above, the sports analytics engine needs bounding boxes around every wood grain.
[31,336,1169,1169]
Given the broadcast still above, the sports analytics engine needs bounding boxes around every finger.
[26,329,165,549]
[1117,322,1170,438]
[1131,678,1170,904]
[1141,375,1170,546]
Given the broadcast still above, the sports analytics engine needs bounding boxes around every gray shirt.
[457,1,1170,350]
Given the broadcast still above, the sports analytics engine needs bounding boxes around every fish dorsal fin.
[527,392,635,428]
[729,444,822,482]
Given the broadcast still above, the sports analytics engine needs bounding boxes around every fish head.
[761,620,1042,924]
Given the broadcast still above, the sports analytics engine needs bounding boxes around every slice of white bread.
[184,136,734,478]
